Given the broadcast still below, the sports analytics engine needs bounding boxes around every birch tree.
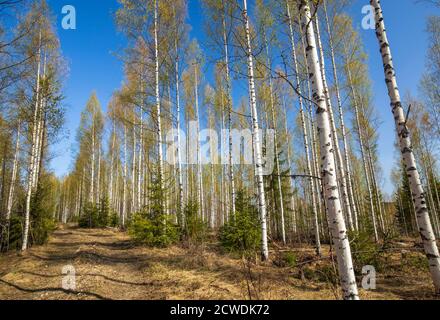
[21,1,64,250]
[371,0,440,293]
[322,0,359,230]
[312,8,353,231]
[241,0,269,260]
[284,1,321,253]
[299,0,358,299]
[256,0,286,245]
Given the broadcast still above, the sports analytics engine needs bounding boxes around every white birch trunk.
[294,9,322,253]
[22,31,42,251]
[122,124,128,228]
[323,0,359,231]
[194,66,204,220]
[222,2,236,219]
[76,183,81,217]
[138,105,143,212]
[242,0,269,260]
[313,13,354,231]
[264,34,286,245]
[210,113,216,229]
[300,0,359,299]
[283,98,297,234]
[371,0,440,293]
[90,120,95,203]
[300,17,325,237]
[109,118,116,208]
[97,145,101,203]
[32,111,43,190]
[186,118,190,204]
[174,35,184,225]
[154,0,165,213]
[32,51,46,191]
[6,123,20,222]
[132,109,137,213]
[220,108,228,224]
[286,1,316,240]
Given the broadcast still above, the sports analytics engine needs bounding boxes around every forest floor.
[0,224,438,300]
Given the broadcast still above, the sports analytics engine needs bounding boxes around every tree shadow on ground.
[49,241,135,250]
[0,278,110,300]
[29,251,144,264]
[374,275,439,300]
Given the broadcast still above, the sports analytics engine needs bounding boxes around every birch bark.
[371,0,440,293]
[194,66,204,220]
[174,31,184,226]
[22,31,42,251]
[323,0,359,230]
[242,0,269,260]
[221,1,236,219]
[6,123,20,222]
[300,0,358,299]
[313,13,353,231]
[286,0,318,246]
[264,32,286,245]
[154,0,165,212]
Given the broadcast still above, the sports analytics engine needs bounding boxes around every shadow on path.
[20,271,158,287]
[0,279,110,300]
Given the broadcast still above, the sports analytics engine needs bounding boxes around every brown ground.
[0,224,438,300]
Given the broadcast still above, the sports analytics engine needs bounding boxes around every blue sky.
[47,0,437,196]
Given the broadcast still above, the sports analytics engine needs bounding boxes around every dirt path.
[0,225,437,300]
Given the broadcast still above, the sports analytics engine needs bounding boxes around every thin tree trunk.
[210,112,216,229]
[366,144,386,233]
[80,166,85,213]
[154,0,165,212]
[6,122,20,222]
[323,0,359,232]
[220,108,228,224]
[194,66,204,220]
[300,16,325,238]
[264,31,286,245]
[132,107,137,213]
[76,182,81,217]
[173,29,184,225]
[90,119,95,203]
[122,124,128,228]
[22,30,42,251]
[221,1,236,219]
[138,104,143,212]
[242,0,269,260]
[32,51,46,191]
[186,116,190,204]
[423,159,440,237]
[97,145,101,203]
[293,7,321,254]
[346,63,379,242]
[282,97,297,235]
[422,135,440,236]
[109,118,116,208]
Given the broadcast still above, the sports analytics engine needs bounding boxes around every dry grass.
[0,225,438,300]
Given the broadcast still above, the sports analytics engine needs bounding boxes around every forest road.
[0,224,438,300]
[0,224,257,300]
